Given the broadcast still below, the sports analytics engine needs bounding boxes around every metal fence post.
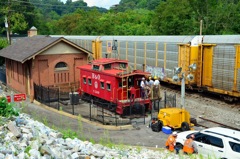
[57,87,60,110]
[152,100,154,119]
[10,91,14,103]
[40,85,43,103]
[174,94,176,107]
[71,88,74,115]
[115,110,118,126]
[164,91,166,108]
[130,102,132,117]
[102,103,104,124]
[47,87,50,106]
[143,104,145,125]
[90,99,92,121]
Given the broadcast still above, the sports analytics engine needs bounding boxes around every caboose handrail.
[117,71,130,76]
[113,66,127,70]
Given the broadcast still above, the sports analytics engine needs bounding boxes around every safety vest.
[183,138,194,154]
[165,135,176,151]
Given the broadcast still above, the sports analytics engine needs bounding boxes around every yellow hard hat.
[154,76,157,80]
[149,76,152,80]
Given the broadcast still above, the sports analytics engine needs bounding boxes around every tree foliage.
[152,0,240,35]
[153,0,197,35]
[0,0,36,34]
[0,38,8,65]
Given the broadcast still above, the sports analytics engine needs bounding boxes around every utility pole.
[200,20,203,35]
[5,16,10,44]
[6,0,12,45]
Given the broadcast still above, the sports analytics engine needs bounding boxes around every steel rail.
[199,117,240,131]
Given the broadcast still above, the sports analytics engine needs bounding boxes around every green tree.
[111,9,154,35]
[146,0,162,10]
[0,38,8,65]
[152,0,197,35]
[73,9,102,35]
[0,0,36,34]
[10,13,28,33]
[187,0,240,34]
[114,0,162,11]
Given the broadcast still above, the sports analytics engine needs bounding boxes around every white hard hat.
[172,131,178,136]
[142,77,145,80]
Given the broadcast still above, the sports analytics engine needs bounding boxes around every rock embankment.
[0,113,200,159]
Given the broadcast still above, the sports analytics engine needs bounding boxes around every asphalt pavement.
[19,98,169,148]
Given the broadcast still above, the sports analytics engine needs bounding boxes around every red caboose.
[77,58,152,115]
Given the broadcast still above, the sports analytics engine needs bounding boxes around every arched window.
[55,62,68,71]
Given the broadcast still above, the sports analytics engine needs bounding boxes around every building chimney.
[28,26,37,37]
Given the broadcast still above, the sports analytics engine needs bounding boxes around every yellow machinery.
[157,107,194,131]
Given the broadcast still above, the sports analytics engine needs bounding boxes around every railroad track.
[160,84,240,131]
[161,84,240,108]
[196,117,240,131]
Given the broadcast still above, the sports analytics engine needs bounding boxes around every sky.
[62,0,121,9]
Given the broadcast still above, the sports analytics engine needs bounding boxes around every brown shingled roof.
[0,36,92,63]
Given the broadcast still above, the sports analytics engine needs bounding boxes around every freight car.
[77,58,155,115]
[52,35,240,102]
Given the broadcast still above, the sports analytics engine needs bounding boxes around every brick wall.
[5,53,88,99]
[32,53,88,86]
[6,59,28,94]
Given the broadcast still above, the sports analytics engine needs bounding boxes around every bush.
[0,97,19,117]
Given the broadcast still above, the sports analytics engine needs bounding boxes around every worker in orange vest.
[165,131,179,154]
[183,134,198,154]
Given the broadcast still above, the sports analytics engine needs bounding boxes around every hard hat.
[149,77,152,80]
[154,76,157,80]
[172,131,178,136]
[142,77,145,80]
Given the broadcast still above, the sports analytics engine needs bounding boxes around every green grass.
[24,146,31,156]
[61,128,78,139]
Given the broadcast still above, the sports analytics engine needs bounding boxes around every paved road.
[21,99,169,148]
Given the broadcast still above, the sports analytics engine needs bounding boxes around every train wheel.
[181,122,190,131]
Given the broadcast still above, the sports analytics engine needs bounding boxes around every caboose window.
[88,78,92,85]
[104,64,111,70]
[83,77,86,84]
[107,83,111,91]
[100,82,104,89]
[93,65,99,70]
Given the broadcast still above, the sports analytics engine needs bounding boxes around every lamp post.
[173,63,196,109]
[181,73,185,109]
